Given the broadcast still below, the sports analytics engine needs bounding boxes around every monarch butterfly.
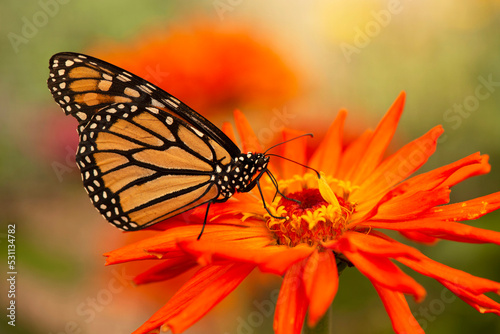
[47,52,301,236]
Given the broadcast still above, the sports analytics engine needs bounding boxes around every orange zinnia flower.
[105,92,500,334]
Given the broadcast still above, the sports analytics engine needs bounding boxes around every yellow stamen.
[243,172,356,247]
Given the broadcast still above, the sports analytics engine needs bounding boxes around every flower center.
[267,188,354,247]
[281,189,328,216]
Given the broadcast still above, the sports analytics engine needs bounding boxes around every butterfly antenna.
[265,154,320,178]
[263,133,320,178]
[263,133,314,155]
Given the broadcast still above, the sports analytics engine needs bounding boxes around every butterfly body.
[48,52,271,231]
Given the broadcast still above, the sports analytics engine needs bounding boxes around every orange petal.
[104,222,269,265]
[133,257,198,285]
[303,249,338,327]
[370,187,451,221]
[209,196,265,217]
[280,128,308,181]
[390,152,486,196]
[351,153,490,224]
[309,109,346,176]
[423,191,500,222]
[329,233,426,301]
[132,263,254,334]
[352,186,451,225]
[179,239,314,275]
[353,125,443,204]
[440,279,500,315]
[103,226,200,265]
[233,109,263,153]
[326,231,422,259]
[348,252,425,301]
[398,252,500,296]
[349,92,406,185]
[371,283,425,334]
[398,231,438,244]
[365,220,500,245]
[221,121,238,144]
[273,260,309,334]
[442,154,490,188]
[337,129,373,180]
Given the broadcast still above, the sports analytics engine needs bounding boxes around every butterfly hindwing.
[77,102,228,230]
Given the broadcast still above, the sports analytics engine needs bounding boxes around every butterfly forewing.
[47,52,240,156]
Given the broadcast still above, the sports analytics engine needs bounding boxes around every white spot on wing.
[191,127,204,137]
[164,99,179,109]
[146,107,159,114]
[151,99,165,108]
[117,74,131,82]
[138,85,152,94]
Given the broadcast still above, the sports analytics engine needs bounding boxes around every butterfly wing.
[78,103,230,230]
[47,52,240,155]
[47,52,239,230]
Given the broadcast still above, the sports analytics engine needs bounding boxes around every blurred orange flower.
[90,22,299,116]
[105,92,500,334]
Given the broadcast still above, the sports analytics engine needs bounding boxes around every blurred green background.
[1,1,500,333]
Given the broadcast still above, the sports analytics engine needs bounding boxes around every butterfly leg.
[197,201,212,240]
[256,180,287,220]
[265,170,301,205]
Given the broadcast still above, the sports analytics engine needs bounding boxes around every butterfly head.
[241,152,269,177]
[253,152,270,172]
